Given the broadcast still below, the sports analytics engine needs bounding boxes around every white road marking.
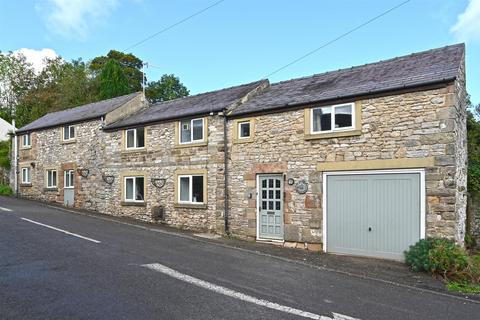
[20,218,101,243]
[142,263,360,320]
[0,206,13,212]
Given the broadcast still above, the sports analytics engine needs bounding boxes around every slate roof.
[105,81,265,130]
[16,92,141,133]
[230,43,465,116]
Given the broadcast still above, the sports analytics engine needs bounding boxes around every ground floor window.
[178,174,204,204]
[46,170,57,188]
[21,167,31,184]
[124,176,145,202]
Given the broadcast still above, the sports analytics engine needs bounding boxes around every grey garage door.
[326,172,421,260]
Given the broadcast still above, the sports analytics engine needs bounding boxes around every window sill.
[305,129,361,140]
[20,183,32,187]
[175,141,207,149]
[174,203,208,209]
[121,201,146,207]
[233,137,254,144]
[20,146,32,150]
[121,148,147,154]
[61,139,76,145]
[44,187,58,191]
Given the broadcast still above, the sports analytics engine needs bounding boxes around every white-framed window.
[178,174,204,204]
[64,170,74,189]
[22,134,31,147]
[125,127,145,149]
[21,167,31,184]
[46,170,57,188]
[180,118,204,144]
[238,121,251,139]
[124,176,145,202]
[63,125,75,141]
[311,103,354,134]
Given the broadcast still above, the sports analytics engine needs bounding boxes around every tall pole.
[12,119,18,195]
[142,62,148,101]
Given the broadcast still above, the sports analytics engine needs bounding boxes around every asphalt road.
[0,196,478,320]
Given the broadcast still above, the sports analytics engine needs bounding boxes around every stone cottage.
[13,44,467,260]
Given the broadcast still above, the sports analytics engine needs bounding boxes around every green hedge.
[0,184,13,196]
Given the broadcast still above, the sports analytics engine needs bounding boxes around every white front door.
[64,169,74,206]
[257,175,284,240]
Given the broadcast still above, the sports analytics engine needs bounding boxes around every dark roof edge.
[230,77,456,118]
[15,93,142,134]
[104,80,270,131]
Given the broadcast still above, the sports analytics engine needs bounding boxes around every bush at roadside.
[405,238,480,294]
[0,184,13,196]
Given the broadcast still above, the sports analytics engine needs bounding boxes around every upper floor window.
[311,103,354,134]
[125,127,145,150]
[63,125,75,141]
[21,134,31,148]
[238,121,251,139]
[180,118,204,144]
[21,167,31,184]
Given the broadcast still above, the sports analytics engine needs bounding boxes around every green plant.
[405,238,437,272]
[428,239,469,279]
[0,184,13,196]
[447,281,480,294]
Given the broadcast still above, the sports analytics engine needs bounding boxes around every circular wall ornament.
[295,180,308,194]
[151,178,166,189]
[102,173,115,185]
[287,178,295,186]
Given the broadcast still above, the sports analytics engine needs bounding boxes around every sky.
[0,0,479,105]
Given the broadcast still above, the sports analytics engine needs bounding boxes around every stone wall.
[101,115,225,232]
[227,85,465,246]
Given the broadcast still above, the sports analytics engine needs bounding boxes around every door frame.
[256,174,285,242]
[322,168,426,253]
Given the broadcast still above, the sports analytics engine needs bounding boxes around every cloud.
[39,0,118,39]
[451,0,480,42]
[13,48,59,74]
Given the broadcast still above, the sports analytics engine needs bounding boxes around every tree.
[90,50,143,93]
[98,59,130,100]
[467,96,480,193]
[0,52,35,122]
[145,74,189,103]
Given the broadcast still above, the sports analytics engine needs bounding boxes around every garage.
[323,170,425,260]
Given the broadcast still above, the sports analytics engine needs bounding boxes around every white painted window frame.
[125,128,145,150]
[179,118,204,145]
[177,174,205,204]
[46,169,57,188]
[22,134,31,147]
[63,125,75,141]
[21,167,30,184]
[64,170,74,189]
[310,102,355,134]
[238,121,251,139]
[322,169,426,254]
[124,176,145,203]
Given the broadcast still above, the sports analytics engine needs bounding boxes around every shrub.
[427,238,468,279]
[405,238,437,272]
[0,184,13,196]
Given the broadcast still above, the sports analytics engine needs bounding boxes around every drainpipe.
[223,109,230,236]
[12,119,18,196]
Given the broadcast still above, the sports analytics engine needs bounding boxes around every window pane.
[262,179,267,188]
[64,126,69,139]
[136,128,145,148]
[312,107,332,132]
[179,176,190,201]
[335,105,352,128]
[275,179,281,188]
[276,201,281,210]
[135,177,144,201]
[262,201,267,210]
[269,179,274,188]
[180,120,191,143]
[126,130,135,148]
[239,122,250,138]
[48,171,52,187]
[53,171,57,186]
[192,119,203,141]
[192,176,204,203]
[125,178,134,200]
[70,126,75,138]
